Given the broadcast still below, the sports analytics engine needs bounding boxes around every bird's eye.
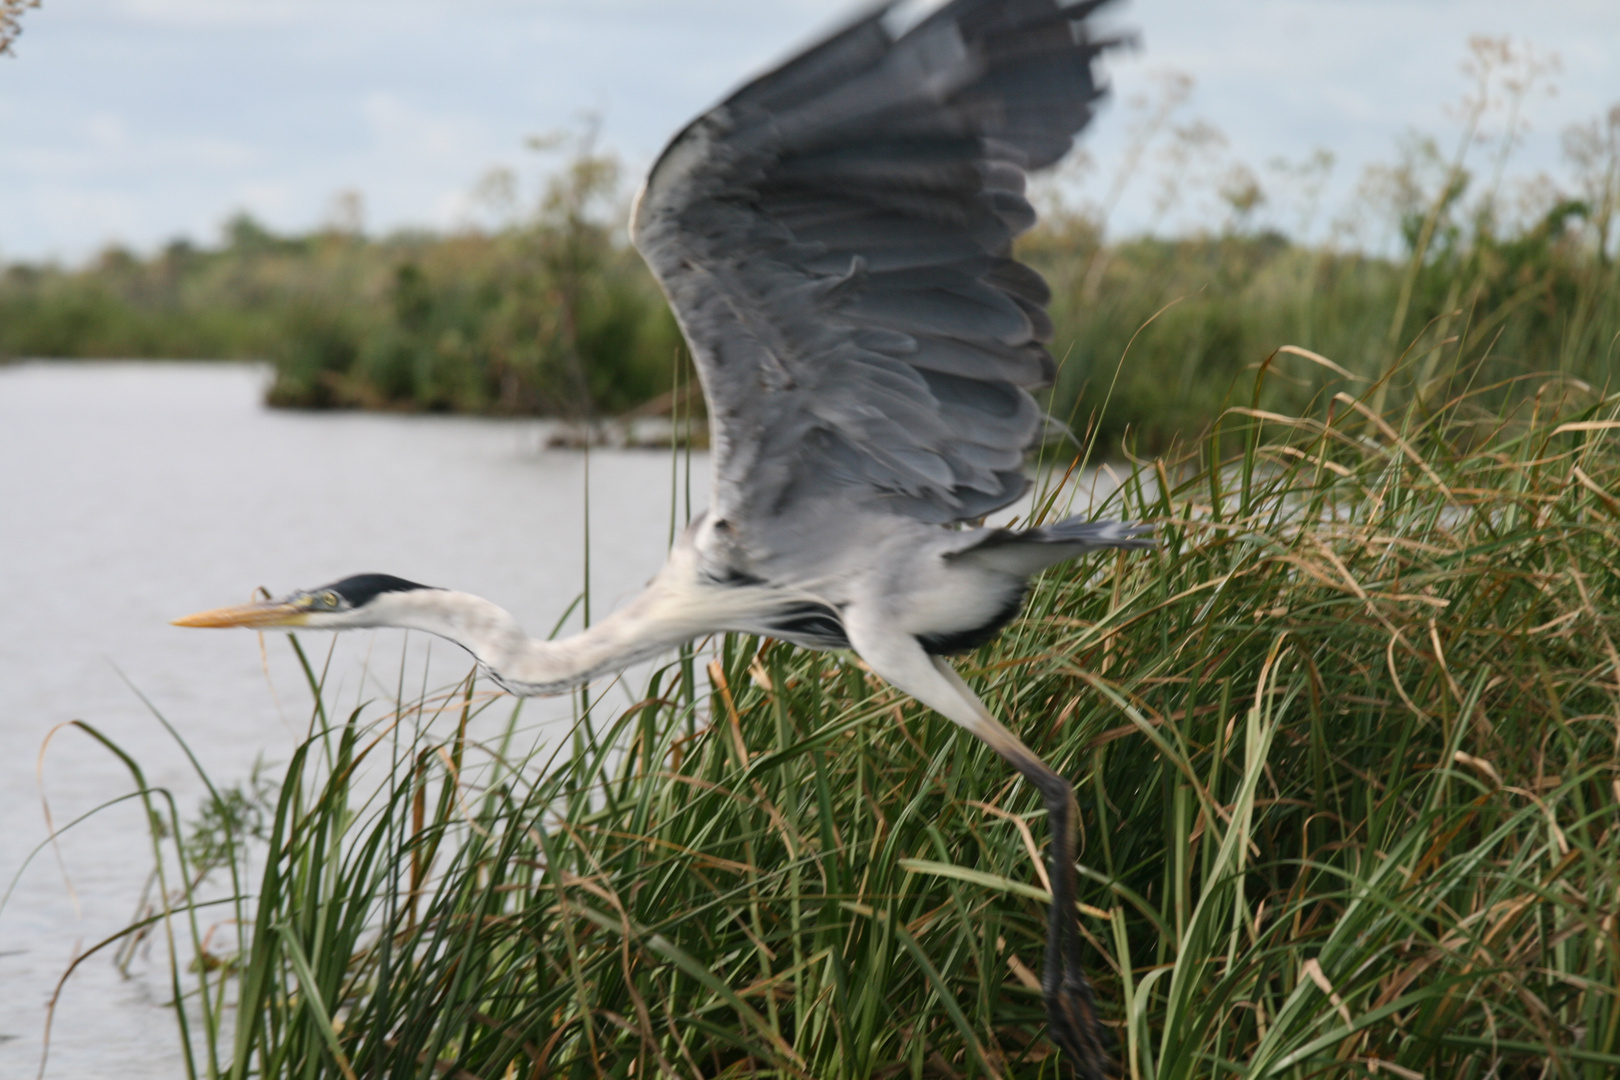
[319,591,340,608]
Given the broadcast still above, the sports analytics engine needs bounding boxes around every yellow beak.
[172,601,310,629]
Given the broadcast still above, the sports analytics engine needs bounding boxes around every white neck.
[353,586,694,696]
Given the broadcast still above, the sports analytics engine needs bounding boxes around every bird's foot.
[1047,972,1115,1080]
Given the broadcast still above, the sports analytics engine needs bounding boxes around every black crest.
[327,573,437,607]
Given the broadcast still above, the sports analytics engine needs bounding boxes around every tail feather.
[948,514,1156,575]
[1038,515,1157,549]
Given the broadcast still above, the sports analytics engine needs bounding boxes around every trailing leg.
[843,614,1113,1078]
[932,660,1111,1079]
[1034,771,1109,1077]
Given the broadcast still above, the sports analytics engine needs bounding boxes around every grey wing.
[633,0,1118,547]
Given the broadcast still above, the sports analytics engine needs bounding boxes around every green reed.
[36,344,1620,1080]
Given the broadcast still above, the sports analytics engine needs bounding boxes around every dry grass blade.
[0,0,40,55]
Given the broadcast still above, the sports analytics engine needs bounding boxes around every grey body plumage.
[178,3,1143,1074]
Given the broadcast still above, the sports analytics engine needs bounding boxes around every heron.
[177,0,1144,1073]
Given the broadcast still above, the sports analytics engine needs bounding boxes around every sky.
[2,0,1618,263]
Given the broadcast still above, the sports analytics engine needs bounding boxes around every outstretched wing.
[633,0,1117,536]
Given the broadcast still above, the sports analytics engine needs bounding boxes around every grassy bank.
[41,364,1620,1079]
[1029,217,1618,451]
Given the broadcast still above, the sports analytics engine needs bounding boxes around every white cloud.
[1,0,1617,261]
[115,0,309,28]
[229,180,296,216]
[85,112,130,150]
[358,92,486,163]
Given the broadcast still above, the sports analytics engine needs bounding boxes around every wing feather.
[633,0,1118,540]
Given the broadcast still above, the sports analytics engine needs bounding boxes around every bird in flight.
[178,0,1143,1073]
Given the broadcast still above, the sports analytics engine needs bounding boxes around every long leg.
[931,658,1111,1079]
[845,620,1112,1079]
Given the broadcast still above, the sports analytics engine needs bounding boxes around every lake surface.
[0,362,715,1078]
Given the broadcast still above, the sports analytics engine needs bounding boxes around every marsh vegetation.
[54,371,1620,1078]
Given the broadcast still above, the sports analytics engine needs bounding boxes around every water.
[0,362,711,1078]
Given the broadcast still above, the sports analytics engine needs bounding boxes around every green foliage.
[1025,207,1619,453]
[5,115,1615,444]
[258,159,686,417]
[0,151,684,419]
[48,367,1620,1079]
[184,767,277,880]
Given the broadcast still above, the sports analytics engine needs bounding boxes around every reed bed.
[42,354,1620,1079]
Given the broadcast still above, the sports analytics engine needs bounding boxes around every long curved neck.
[367,587,692,696]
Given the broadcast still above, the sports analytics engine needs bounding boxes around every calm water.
[0,362,711,1078]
